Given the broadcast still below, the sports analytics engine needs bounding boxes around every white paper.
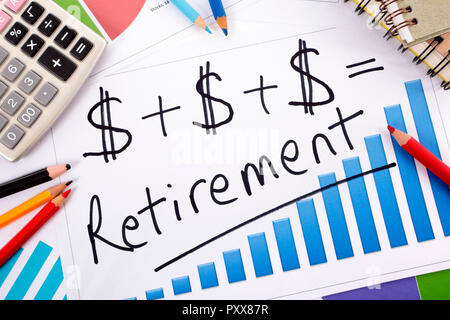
[84,0,257,79]
[45,1,450,300]
[0,0,448,300]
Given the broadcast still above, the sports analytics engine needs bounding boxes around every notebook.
[348,0,450,90]
[385,0,450,47]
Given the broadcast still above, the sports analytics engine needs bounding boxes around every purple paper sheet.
[323,277,421,300]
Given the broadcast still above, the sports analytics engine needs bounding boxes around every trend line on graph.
[154,162,397,272]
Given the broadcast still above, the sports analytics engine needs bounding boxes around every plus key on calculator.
[0,0,106,161]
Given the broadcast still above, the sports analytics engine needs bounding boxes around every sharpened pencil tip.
[222,28,228,36]
[66,164,71,171]
[62,189,72,198]
[66,181,73,187]
[205,26,212,34]
[387,125,395,134]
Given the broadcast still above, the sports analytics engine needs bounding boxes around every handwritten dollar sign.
[289,39,335,116]
[83,87,133,163]
[193,61,234,135]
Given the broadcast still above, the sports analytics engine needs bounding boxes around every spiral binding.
[346,0,450,90]
[381,0,417,38]
[428,50,450,78]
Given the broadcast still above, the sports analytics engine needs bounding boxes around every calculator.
[0,0,106,161]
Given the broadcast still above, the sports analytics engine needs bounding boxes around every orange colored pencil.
[0,181,72,229]
[388,125,450,186]
[0,190,72,267]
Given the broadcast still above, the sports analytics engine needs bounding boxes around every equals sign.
[75,43,86,54]
[346,58,384,78]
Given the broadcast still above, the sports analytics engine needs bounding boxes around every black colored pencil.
[0,164,71,199]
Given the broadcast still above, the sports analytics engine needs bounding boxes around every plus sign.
[52,59,62,68]
[27,41,37,50]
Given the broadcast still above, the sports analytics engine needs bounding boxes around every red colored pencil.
[0,190,72,267]
[388,125,450,186]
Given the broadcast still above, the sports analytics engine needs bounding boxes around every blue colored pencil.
[171,0,211,34]
[209,0,228,35]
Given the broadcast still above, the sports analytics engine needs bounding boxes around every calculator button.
[35,82,58,106]
[17,103,41,128]
[0,114,7,132]
[1,124,24,149]
[5,0,28,13]
[21,34,44,57]
[38,47,77,81]
[0,47,9,65]
[54,26,77,49]
[71,37,93,61]
[0,80,8,98]
[0,10,12,33]
[21,2,45,25]
[5,22,28,45]
[18,70,41,94]
[38,14,61,37]
[1,91,25,115]
[2,58,25,82]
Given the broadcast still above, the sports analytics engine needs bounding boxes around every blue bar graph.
[5,241,52,300]
[171,276,192,295]
[0,247,23,287]
[365,134,408,248]
[197,262,219,289]
[34,258,64,300]
[343,157,381,253]
[146,288,164,300]
[248,233,273,277]
[385,104,434,242]
[223,249,246,283]
[319,173,354,259]
[296,199,327,265]
[272,218,300,271]
[405,80,450,236]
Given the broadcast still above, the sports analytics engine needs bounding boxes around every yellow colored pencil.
[0,181,71,229]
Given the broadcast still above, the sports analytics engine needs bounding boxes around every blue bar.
[0,247,23,287]
[296,199,327,265]
[365,134,408,247]
[248,233,273,277]
[272,218,300,271]
[385,104,435,242]
[146,288,164,300]
[171,276,191,295]
[319,173,354,259]
[6,241,52,300]
[197,262,219,289]
[34,258,64,300]
[405,80,450,236]
[222,249,246,283]
[343,157,381,254]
